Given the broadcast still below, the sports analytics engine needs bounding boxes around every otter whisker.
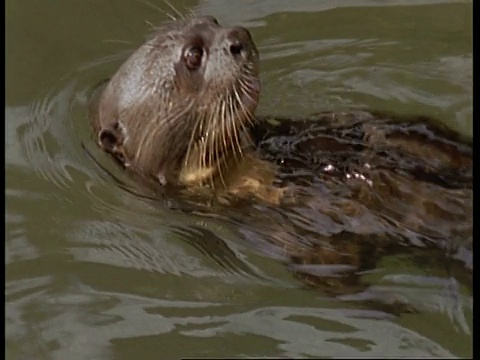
[222,95,240,165]
[134,100,194,163]
[209,97,225,184]
[202,112,213,187]
[220,99,229,164]
[207,112,216,187]
[232,85,255,131]
[227,94,244,162]
[184,106,204,172]
[161,0,185,20]
[233,90,252,147]
[197,110,208,184]
[230,87,255,150]
[219,97,234,188]
[138,0,177,22]
[206,99,222,186]
[212,110,227,189]
[238,79,255,117]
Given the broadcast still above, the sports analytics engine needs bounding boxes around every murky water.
[6,0,472,359]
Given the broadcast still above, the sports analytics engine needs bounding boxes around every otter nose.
[226,27,256,58]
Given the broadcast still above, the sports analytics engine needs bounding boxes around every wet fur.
[90,16,280,203]
[89,16,472,303]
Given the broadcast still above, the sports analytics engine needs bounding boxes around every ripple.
[6,2,472,358]
[5,282,457,359]
[19,86,77,190]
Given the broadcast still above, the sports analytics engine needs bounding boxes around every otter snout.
[224,27,257,61]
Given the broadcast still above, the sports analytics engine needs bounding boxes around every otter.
[89,16,472,300]
[90,15,471,203]
[90,15,284,205]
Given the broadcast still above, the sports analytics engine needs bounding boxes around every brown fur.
[89,16,472,306]
[90,16,283,203]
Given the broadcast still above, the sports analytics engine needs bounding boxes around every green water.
[6,0,472,358]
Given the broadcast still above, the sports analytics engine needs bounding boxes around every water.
[6,0,472,358]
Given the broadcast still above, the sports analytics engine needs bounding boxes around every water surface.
[6,0,472,358]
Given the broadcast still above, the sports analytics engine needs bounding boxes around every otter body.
[89,16,471,299]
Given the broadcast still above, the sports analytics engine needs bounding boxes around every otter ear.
[98,127,120,152]
[98,121,125,150]
[98,122,128,166]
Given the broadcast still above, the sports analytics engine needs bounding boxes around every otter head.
[93,16,261,188]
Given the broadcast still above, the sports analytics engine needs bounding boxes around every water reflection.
[6,284,459,358]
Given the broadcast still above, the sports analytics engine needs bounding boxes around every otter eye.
[185,47,203,70]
